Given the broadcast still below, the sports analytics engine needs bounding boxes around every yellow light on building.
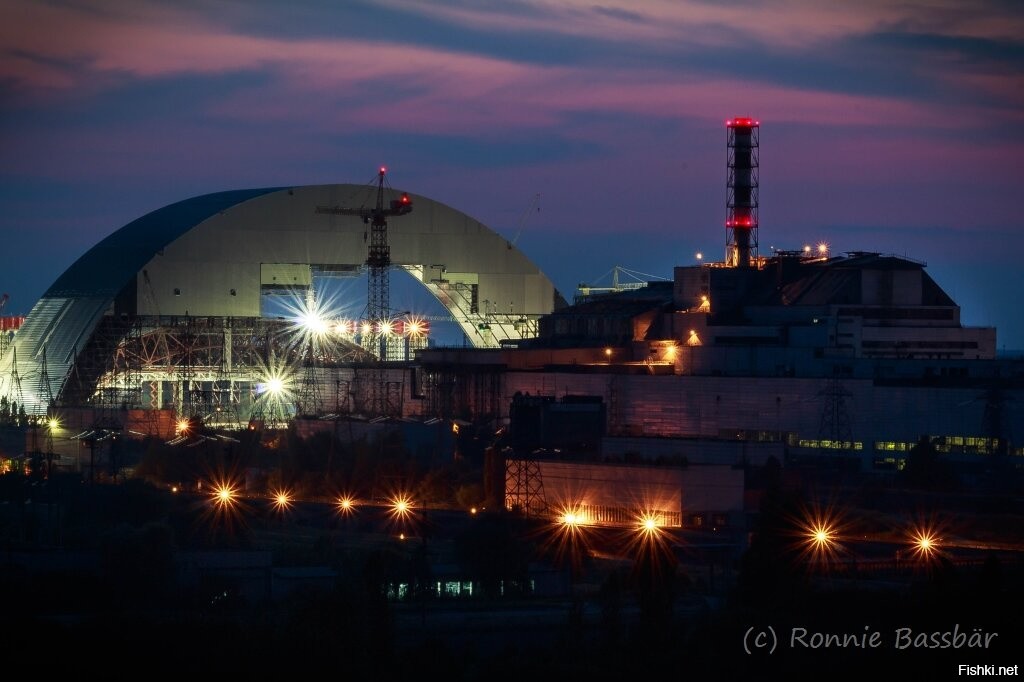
[559,505,588,528]
[273,490,292,510]
[912,530,938,557]
[906,522,942,562]
[214,484,237,507]
[389,495,414,521]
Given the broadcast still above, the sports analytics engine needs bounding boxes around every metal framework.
[314,169,414,416]
[726,117,759,268]
[421,364,502,423]
[3,346,24,408]
[296,339,324,418]
[818,375,853,451]
[58,314,379,424]
[63,315,141,411]
[504,457,547,517]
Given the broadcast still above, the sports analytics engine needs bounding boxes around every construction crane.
[507,193,540,249]
[575,265,665,303]
[316,167,413,358]
[315,168,412,417]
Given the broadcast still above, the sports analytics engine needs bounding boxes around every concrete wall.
[528,459,744,526]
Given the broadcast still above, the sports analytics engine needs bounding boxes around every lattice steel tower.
[818,376,853,449]
[726,117,759,268]
[315,168,413,357]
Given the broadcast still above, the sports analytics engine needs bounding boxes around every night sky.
[2,1,1022,348]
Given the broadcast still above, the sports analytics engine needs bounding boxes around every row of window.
[873,456,906,471]
[794,439,864,450]
[386,579,537,601]
[720,429,786,442]
[785,434,1013,456]
[874,436,1007,455]
[938,436,999,447]
[874,453,1024,471]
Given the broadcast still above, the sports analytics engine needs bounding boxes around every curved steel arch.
[2,184,561,412]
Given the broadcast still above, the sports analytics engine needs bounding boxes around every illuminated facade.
[504,459,744,528]
[414,251,1021,473]
[0,184,560,417]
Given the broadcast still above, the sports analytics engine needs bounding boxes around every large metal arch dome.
[2,184,562,413]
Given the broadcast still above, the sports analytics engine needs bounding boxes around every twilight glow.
[1,1,1021,347]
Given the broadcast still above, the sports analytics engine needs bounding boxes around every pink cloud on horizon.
[375,0,1024,51]
[202,59,990,138]
[2,0,1019,235]
[4,0,1017,138]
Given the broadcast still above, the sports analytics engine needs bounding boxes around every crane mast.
[314,168,412,417]
[315,167,412,358]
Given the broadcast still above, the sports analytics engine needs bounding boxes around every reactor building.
[415,119,1018,479]
[1,118,1021,529]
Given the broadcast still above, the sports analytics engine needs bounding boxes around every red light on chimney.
[725,114,759,267]
[727,117,756,128]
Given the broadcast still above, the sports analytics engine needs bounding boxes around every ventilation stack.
[726,117,759,268]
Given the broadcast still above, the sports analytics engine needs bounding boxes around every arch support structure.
[2,184,560,413]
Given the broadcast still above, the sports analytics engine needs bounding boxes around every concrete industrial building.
[419,248,1020,475]
[1,120,1021,528]
[418,119,1020,476]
